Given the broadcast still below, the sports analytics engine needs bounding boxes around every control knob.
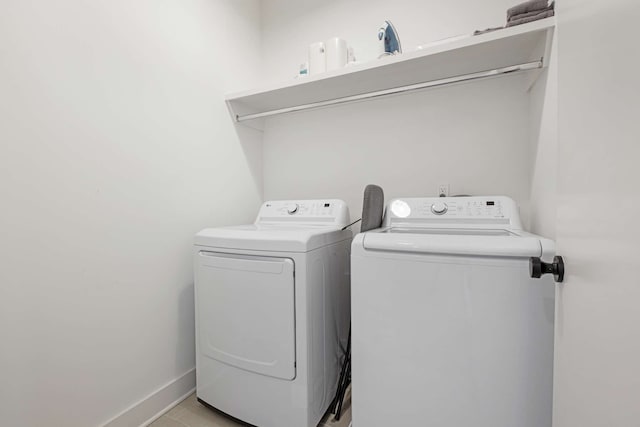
[431,202,448,215]
[286,203,299,215]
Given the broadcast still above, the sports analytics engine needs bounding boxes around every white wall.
[260,0,537,227]
[0,1,262,426]
[529,33,558,239]
[262,77,533,225]
[553,0,640,425]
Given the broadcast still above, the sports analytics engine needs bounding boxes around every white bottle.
[308,41,326,75]
[325,37,348,71]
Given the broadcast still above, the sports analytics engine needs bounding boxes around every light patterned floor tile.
[151,389,352,427]
[165,404,241,427]
[149,416,189,427]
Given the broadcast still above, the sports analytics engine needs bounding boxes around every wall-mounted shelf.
[226,17,555,128]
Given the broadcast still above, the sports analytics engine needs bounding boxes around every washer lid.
[195,224,352,253]
[363,196,555,258]
[362,228,553,258]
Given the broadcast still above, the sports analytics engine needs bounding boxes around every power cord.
[341,218,361,231]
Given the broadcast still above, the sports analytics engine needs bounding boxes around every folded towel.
[507,0,549,20]
[506,9,555,27]
[474,0,553,37]
[508,5,554,22]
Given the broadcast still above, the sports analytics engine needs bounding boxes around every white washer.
[194,199,352,427]
[351,196,555,427]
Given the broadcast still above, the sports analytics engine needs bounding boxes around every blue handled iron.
[377,20,402,57]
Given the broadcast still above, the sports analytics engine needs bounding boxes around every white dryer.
[194,200,352,427]
[351,196,555,427]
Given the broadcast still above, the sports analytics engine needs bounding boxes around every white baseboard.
[101,368,196,427]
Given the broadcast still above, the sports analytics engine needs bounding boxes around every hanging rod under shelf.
[235,59,543,122]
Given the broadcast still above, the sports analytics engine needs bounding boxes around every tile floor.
[150,387,351,427]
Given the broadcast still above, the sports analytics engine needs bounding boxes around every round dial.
[286,203,299,215]
[431,202,448,215]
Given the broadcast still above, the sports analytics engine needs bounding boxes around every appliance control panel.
[256,199,350,227]
[385,196,522,229]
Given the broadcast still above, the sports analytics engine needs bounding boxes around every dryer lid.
[195,224,352,253]
[195,199,352,253]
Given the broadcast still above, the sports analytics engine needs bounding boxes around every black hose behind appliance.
[331,184,384,420]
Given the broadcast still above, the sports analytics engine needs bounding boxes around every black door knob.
[529,256,565,283]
